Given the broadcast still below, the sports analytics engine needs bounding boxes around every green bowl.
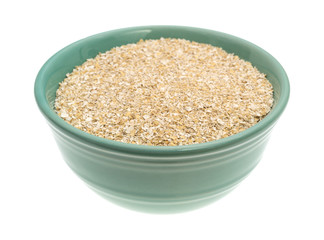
[34,26,289,213]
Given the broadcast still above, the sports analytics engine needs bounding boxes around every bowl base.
[85,181,238,214]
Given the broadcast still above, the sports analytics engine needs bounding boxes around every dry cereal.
[55,38,273,146]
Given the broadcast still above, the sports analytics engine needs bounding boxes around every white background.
[1,0,323,239]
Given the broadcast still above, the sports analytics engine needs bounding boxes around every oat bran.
[55,38,273,146]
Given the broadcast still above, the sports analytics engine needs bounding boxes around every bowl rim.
[34,25,290,154]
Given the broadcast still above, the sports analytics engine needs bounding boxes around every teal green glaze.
[34,26,290,213]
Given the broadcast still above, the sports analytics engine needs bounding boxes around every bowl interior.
[35,26,289,152]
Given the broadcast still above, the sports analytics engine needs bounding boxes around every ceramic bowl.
[34,26,289,213]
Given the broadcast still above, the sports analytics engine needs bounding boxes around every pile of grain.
[55,38,273,146]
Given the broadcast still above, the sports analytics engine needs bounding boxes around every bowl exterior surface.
[35,26,289,213]
[51,119,272,213]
